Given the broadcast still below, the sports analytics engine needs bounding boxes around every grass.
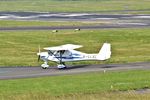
[0,20,108,27]
[2,92,150,100]
[0,28,150,66]
[0,0,150,14]
[0,70,150,100]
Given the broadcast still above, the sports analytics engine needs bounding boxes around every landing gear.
[57,64,66,69]
[57,62,67,69]
[41,62,49,69]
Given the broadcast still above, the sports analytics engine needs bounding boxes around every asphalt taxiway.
[0,62,150,80]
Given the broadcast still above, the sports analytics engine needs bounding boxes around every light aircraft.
[37,43,111,69]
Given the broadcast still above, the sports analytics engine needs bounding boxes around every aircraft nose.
[37,53,40,55]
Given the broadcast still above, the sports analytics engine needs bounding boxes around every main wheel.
[42,67,47,69]
[57,64,66,69]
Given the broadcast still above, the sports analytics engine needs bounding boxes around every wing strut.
[59,50,65,64]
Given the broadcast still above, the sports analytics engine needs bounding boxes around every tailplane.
[96,43,111,60]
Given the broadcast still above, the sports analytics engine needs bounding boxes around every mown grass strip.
[0,70,150,99]
[0,28,150,66]
[0,0,150,14]
[0,20,107,27]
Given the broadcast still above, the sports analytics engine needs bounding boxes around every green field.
[0,0,150,100]
[0,0,150,14]
[0,28,150,66]
[0,70,150,100]
[0,20,108,27]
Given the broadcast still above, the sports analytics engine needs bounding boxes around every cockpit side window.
[54,51,61,57]
[52,50,71,57]
[63,50,72,57]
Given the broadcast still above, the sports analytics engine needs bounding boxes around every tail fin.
[96,43,111,60]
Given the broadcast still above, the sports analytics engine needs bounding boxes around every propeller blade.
[38,55,40,62]
[38,45,41,62]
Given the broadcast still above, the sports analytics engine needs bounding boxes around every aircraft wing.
[44,44,83,51]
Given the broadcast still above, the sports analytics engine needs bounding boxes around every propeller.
[38,55,40,62]
[37,45,41,62]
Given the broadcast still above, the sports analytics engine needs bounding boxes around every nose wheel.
[41,62,49,69]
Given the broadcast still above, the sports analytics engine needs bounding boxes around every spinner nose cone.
[37,53,40,55]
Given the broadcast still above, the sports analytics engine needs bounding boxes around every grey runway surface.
[1,12,150,21]
[0,12,150,30]
[0,62,150,80]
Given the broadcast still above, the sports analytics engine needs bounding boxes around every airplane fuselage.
[39,50,99,63]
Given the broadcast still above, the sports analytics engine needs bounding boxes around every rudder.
[96,43,111,60]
